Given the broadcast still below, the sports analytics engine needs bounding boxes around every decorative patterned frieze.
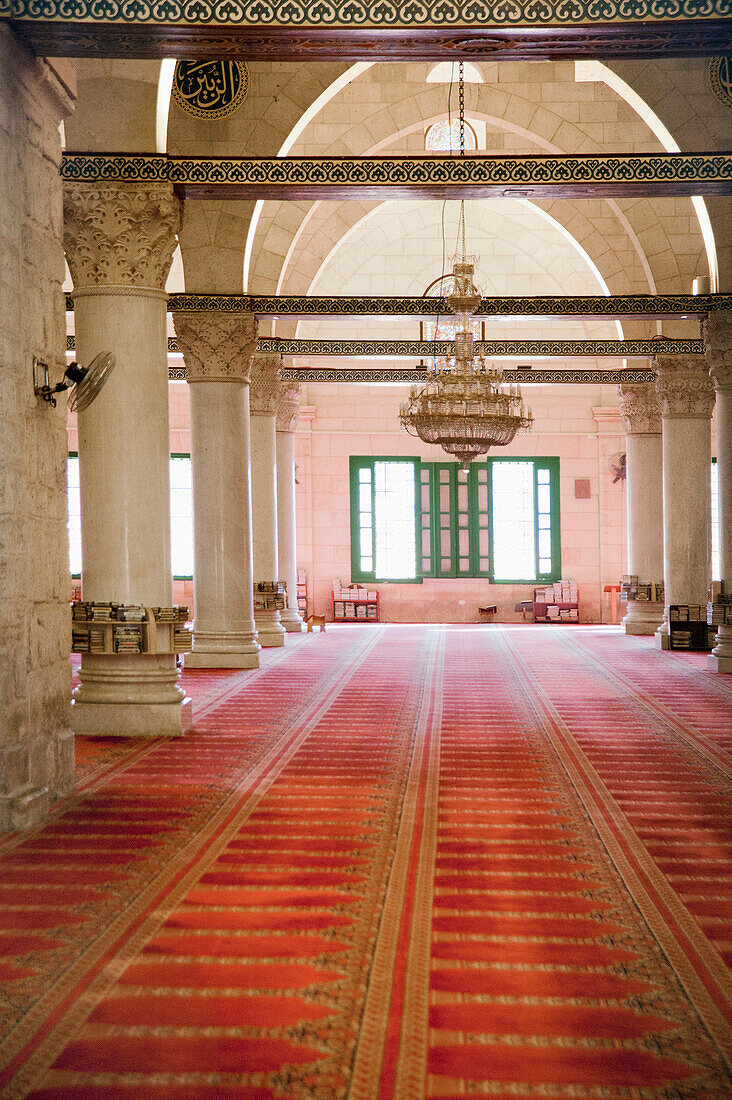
[655,355,715,420]
[174,311,257,384]
[249,355,282,416]
[279,367,656,385]
[60,151,732,201]
[619,383,662,435]
[165,293,732,318]
[68,292,732,317]
[63,182,181,291]
[259,337,703,358]
[276,383,301,434]
[704,311,732,391]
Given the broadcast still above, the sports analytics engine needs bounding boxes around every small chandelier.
[399,64,533,469]
[400,265,533,468]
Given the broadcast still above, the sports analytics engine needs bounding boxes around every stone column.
[64,183,187,735]
[704,312,732,673]
[250,355,286,647]
[654,355,716,649]
[618,383,664,634]
[276,382,305,632]
[174,311,261,669]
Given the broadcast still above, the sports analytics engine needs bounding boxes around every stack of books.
[113,625,143,653]
[254,582,286,611]
[89,626,107,653]
[620,577,664,603]
[174,625,193,651]
[117,605,145,622]
[151,607,177,622]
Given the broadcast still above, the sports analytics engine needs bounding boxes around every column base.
[0,786,50,831]
[71,696,192,738]
[709,625,732,674]
[280,608,305,633]
[186,628,261,668]
[623,601,665,635]
[255,609,286,647]
[72,655,187,737]
[185,650,260,669]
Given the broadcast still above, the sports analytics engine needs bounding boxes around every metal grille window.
[351,456,560,583]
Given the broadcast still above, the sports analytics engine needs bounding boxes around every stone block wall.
[0,28,76,829]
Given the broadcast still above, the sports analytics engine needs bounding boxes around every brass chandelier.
[399,63,534,469]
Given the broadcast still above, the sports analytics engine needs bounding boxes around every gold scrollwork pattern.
[259,338,704,357]
[4,0,731,27]
[709,56,732,111]
[60,152,732,196]
[66,292,732,318]
[172,60,249,119]
[279,367,656,384]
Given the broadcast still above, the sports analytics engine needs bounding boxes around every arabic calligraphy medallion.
[172,61,249,120]
[709,57,732,111]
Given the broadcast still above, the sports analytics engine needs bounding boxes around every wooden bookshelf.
[332,584,379,623]
[669,604,716,651]
[71,605,192,655]
[532,582,579,624]
[297,568,308,618]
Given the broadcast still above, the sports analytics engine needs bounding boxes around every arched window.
[426,62,483,85]
[425,119,477,154]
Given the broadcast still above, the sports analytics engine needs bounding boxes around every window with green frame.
[350,456,561,584]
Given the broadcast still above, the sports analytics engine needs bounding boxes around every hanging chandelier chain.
[458,61,465,157]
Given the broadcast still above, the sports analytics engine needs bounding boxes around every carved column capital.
[63,182,181,291]
[618,382,662,435]
[704,311,732,391]
[276,382,301,433]
[174,312,258,384]
[249,355,282,416]
[654,354,715,420]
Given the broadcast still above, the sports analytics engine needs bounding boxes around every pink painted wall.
[294,383,628,625]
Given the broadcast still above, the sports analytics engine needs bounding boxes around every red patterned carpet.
[1,625,731,1098]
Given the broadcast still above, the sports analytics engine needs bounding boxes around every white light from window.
[67,455,81,577]
[425,118,478,153]
[374,461,417,579]
[492,461,537,581]
[427,62,483,84]
[712,462,720,581]
[170,456,194,578]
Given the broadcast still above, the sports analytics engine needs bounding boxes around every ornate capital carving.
[174,311,258,384]
[704,311,732,391]
[654,354,715,420]
[249,355,282,416]
[618,383,662,435]
[276,382,301,433]
[63,182,181,291]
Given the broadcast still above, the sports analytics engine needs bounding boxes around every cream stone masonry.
[619,383,664,635]
[250,354,286,647]
[276,381,305,632]
[704,311,732,673]
[654,354,716,650]
[175,311,261,668]
[0,29,76,830]
[64,181,188,736]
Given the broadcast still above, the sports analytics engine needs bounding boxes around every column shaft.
[619,384,664,634]
[705,312,732,673]
[250,357,286,647]
[174,311,260,669]
[654,355,715,649]
[276,384,304,632]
